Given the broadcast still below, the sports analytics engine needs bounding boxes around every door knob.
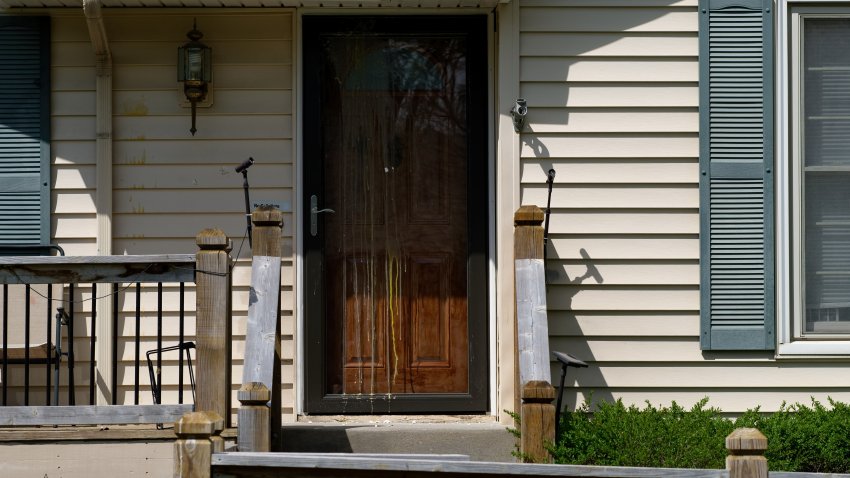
[310,194,335,237]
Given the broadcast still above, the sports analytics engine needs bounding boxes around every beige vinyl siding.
[52,16,98,256]
[105,10,296,419]
[21,11,296,418]
[108,11,293,251]
[517,0,700,385]
[518,1,850,414]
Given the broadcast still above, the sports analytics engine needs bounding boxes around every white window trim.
[777,0,850,356]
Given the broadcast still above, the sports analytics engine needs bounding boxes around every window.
[0,17,51,245]
[792,14,850,337]
[777,5,850,354]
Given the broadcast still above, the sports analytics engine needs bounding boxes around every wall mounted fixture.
[510,98,527,133]
[177,20,211,136]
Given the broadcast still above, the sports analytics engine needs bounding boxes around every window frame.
[777,1,850,355]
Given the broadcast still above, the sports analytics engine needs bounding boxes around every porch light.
[177,20,211,136]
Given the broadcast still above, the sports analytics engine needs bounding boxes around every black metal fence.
[0,255,197,409]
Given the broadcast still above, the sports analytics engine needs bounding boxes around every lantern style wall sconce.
[177,20,212,136]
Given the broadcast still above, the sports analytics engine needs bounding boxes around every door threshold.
[296,414,497,425]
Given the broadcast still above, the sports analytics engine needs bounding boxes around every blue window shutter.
[0,17,50,245]
[699,0,774,350]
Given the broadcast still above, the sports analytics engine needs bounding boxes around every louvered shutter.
[699,0,774,350]
[0,17,50,245]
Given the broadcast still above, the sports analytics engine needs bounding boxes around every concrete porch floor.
[282,418,516,462]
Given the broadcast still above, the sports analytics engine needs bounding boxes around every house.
[0,0,846,437]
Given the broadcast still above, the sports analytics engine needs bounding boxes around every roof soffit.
[2,0,505,9]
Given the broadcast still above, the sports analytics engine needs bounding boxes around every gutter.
[83,0,114,405]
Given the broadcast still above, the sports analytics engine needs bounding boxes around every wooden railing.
[167,205,782,478]
[174,206,284,476]
[175,415,772,478]
[505,206,770,477]
[0,228,233,427]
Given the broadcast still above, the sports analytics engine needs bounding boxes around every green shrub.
[547,397,850,473]
[735,398,850,473]
[550,397,734,469]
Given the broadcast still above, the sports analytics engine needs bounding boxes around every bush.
[735,398,850,473]
[547,397,850,473]
[550,397,734,469]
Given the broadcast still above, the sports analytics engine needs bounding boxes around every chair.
[146,341,196,429]
[146,341,196,405]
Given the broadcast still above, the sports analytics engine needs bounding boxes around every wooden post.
[520,380,556,463]
[514,206,555,463]
[515,206,551,386]
[241,206,283,450]
[513,206,549,414]
[514,206,545,260]
[726,428,768,478]
[203,411,225,453]
[174,411,215,478]
[237,382,271,452]
[195,229,233,427]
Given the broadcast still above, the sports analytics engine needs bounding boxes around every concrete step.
[281,421,517,462]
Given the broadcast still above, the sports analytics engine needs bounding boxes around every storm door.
[303,16,488,413]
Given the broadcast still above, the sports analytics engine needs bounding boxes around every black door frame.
[302,15,489,414]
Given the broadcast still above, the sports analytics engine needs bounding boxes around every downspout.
[83,0,112,257]
[84,0,114,405]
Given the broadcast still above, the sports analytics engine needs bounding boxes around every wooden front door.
[303,16,488,413]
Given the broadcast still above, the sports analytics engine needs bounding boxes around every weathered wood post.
[174,411,217,478]
[237,382,271,452]
[195,229,233,427]
[726,428,768,478]
[204,411,225,453]
[241,206,282,450]
[514,206,555,463]
[521,380,556,464]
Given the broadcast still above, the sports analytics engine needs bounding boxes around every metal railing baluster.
[90,284,97,405]
[134,282,141,405]
[68,283,75,406]
[156,282,163,405]
[179,282,185,404]
[23,286,30,405]
[112,284,118,405]
[2,284,7,406]
[46,285,53,405]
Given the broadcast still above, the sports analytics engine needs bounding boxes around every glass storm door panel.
[801,18,850,335]
[303,16,488,413]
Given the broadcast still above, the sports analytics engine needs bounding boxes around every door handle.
[310,194,335,237]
